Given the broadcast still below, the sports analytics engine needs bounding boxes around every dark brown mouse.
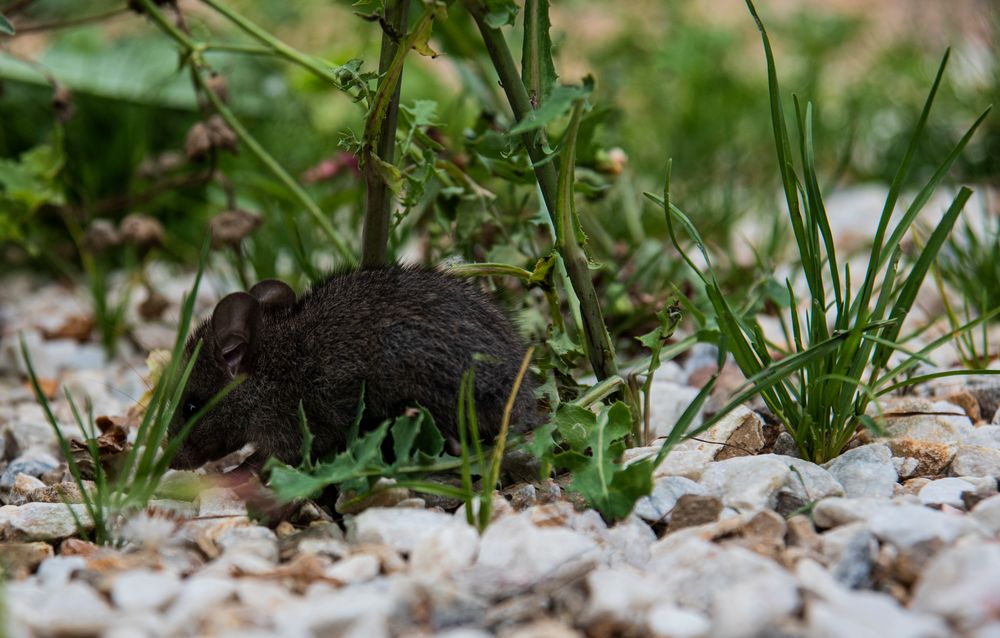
[167,265,538,470]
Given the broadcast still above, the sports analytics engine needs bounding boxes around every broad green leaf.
[552,403,596,451]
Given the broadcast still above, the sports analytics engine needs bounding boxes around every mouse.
[167,265,538,470]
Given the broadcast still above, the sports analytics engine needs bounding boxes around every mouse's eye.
[181,399,202,421]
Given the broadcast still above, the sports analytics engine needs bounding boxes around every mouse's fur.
[168,266,538,470]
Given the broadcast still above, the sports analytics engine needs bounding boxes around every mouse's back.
[297,266,536,439]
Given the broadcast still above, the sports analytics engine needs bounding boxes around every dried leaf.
[41,314,95,343]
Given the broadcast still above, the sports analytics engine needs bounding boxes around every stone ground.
[1,266,1000,638]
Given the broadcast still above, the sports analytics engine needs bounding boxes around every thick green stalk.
[361,0,410,266]
[464,1,558,215]
[464,0,618,381]
[555,103,619,380]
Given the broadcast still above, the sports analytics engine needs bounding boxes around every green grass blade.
[872,187,973,370]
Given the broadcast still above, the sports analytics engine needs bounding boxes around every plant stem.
[361,0,410,267]
[464,0,618,381]
[556,102,620,381]
[464,1,558,215]
[200,0,344,87]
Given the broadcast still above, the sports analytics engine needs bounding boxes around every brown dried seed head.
[206,115,238,153]
[210,209,262,248]
[184,121,213,161]
[206,73,229,104]
[84,219,122,253]
[119,214,165,248]
[185,116,239,160]
[51,84,75,122]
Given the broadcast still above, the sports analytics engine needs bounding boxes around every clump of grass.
[646,0,993,464]
[937,206,1000,320]
[20,255,236,545]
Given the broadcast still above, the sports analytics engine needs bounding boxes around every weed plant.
[20,256,236,545]
[646,1,994,464]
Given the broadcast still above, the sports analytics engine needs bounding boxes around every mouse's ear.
[248,279,296,310]
[211,292,261,378]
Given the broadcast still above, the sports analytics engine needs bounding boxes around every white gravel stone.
[879,397,976,442]
[970,494,1000,535]
[21,581,116,636]
[823,444,898,498]
[326,554,381,584]
[435,630,493,638]
[918,477,977,507]
[821,522,878,588]
[893,456,920,479]
[649,537,799,634]
[711,572,799,638]
[236,579,295,612]
[604,515,657,567]
[647,378,703,438]
[869,503,985,551]
[346,507,455,554]
[198,487,249,517]
[216,524,279,562]
[698,455,790,511]
[0,452,59,490]
[111,569,182,611]
[965,425,1000,448]
[584,567,673,627]
[812,497,894,528]
[410,522,479,576]
[652,448,714,480]
[35,555,87,586]
[951,445,1000,478]
[634,476,707,522]
[477,511,600,582]
[646,605,711,638]
[275,583,398,637]
[797,559,949,638]
[0,502,93,540]
[911,540,1000,632]
[959,476,999,496]
[775,455,845,504]
[162,576,237,636]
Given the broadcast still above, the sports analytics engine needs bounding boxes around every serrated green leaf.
[521,0,557,104]
[509,82,593,135]
[401,100,439,127]
[414,408,445,458]
[526,421,556,459]
[391,412,422,463]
